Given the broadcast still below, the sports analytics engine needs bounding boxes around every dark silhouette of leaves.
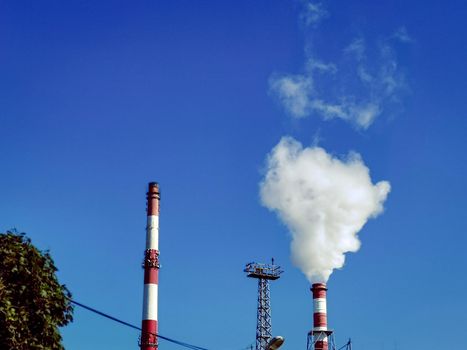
[0,230,73,349]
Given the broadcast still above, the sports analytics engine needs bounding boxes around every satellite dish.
[267,336,285,350]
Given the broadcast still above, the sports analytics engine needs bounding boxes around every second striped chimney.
[312,283,328,350]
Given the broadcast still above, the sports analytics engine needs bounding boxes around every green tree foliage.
[0,230,73,349]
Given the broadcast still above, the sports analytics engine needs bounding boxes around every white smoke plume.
[269,1,410,129]
[260,137,391,282]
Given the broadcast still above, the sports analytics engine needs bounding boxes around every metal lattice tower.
[244,260,283,350]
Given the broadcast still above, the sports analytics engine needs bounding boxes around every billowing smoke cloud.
[260,137,390,282]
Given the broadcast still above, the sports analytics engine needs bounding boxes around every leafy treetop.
[0,230,73,350]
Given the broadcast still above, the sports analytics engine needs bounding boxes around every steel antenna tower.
[244,260,283,350]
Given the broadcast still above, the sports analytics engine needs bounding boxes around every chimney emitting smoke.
[311,283,328,350]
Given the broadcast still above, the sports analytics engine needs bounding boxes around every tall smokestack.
[311,283,328,350]
[141,182,160,349]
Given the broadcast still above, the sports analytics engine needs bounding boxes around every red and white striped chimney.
[312,283,328,350]
[141,182,160,350]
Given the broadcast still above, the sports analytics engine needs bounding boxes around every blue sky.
[1,1,467,349]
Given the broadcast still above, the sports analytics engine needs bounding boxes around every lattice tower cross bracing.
[244,261,283,350]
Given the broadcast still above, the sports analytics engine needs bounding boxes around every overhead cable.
[69,299,210,350]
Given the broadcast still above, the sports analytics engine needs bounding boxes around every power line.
[70,299,350,350]
[69,299,210,350]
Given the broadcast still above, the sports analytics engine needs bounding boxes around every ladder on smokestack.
[244,260,283,350]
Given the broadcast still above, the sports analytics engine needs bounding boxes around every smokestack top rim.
[148,182,160,192]
[311,282,327,291]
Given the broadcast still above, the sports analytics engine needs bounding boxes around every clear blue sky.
[1,1,466,349]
